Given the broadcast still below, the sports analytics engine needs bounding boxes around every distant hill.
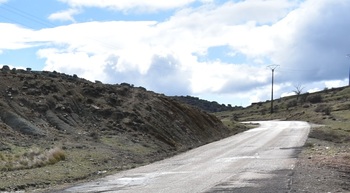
[172,95,243,113]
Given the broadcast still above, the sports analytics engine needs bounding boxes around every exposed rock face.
[0,67,232,159]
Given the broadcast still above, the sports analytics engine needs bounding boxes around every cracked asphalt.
[57,121,310,193]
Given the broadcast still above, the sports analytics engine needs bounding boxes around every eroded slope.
[0,68,234,191]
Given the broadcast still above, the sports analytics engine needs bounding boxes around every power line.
[0,3,120,51]
[0,3,55,28]
[278,66,316,73]
[0,14,33,28]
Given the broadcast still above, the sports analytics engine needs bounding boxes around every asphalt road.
[59,121,310,193]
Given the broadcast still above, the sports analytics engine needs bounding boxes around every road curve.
[58,121,310,193]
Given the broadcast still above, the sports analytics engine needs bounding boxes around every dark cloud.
[144,55,191,95]
[277,1,350,84]
[103,54,191,96]
[221,80,268,94]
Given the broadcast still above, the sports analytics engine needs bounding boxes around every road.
[59,121,310,193]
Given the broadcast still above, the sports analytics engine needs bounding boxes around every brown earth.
[0,67,244,192]
[2,66,349,192]
[290,129,350,193]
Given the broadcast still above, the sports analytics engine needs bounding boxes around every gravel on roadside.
[290,139,350,193]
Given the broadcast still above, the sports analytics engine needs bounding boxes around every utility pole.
[347,54,350,86]
[268,65,279,114]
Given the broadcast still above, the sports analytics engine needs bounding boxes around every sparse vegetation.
[293,84,305,102]
[0,67,238,191]
[309,126,349,143]
[287,99,298,109]
[307,94,322,103]
[315,104,332,115]
[0,147,65,171]
[214,85,350,192]
[172,95,243,113]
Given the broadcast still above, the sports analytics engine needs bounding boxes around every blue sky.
[1,0,350,106]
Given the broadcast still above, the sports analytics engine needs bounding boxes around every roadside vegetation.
[214,86,350,191]
[0,67,238,192]
[0,147,66,171]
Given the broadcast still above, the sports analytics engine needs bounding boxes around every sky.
[1,0,350,107]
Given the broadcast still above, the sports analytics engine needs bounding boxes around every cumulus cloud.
[0,23,36,51]
[48,8,81,22]
[35,0,350,104]
[190,62,270,94]
[2,0,350,106]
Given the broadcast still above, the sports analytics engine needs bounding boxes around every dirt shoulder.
[291,137,350,192]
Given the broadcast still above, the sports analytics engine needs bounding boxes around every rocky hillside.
[0,66,237,191]
[172,95,242,113]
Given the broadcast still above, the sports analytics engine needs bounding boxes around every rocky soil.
[0,66,242,192]
[291,136,350,193]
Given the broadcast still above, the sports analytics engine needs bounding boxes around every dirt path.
[54,121,310,193]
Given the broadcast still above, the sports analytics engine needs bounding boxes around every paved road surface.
[59,121,310,193]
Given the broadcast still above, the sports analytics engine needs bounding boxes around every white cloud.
[190,61,269,94]
[37,48,107,81]
[48,8,81,22]
[34,21,160,81]
[57,0,197,12]
[156,0,299,59]
[0,23,36,50]
[324,80,348,89]
[2,0,350,106]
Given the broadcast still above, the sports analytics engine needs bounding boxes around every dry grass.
[216,86,350,146]
[0,147,66,171]
[308,126,350,143]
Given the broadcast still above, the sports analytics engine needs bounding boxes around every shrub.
[47,147,66,164]
[304,142,314,148]
[315,104,332,115]
[302,104,310,108]
[300,92,309,103]
[286,99,298,109]
[0,153,5,161]
[309,128,345,143]
[0,147,66,171]
[324,106,331,115]
[260,108,268,115]
[307,94,322,103]
[90,131,99,141]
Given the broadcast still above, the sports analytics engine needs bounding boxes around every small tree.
[293,84,304,102]
[300,92,309,104]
